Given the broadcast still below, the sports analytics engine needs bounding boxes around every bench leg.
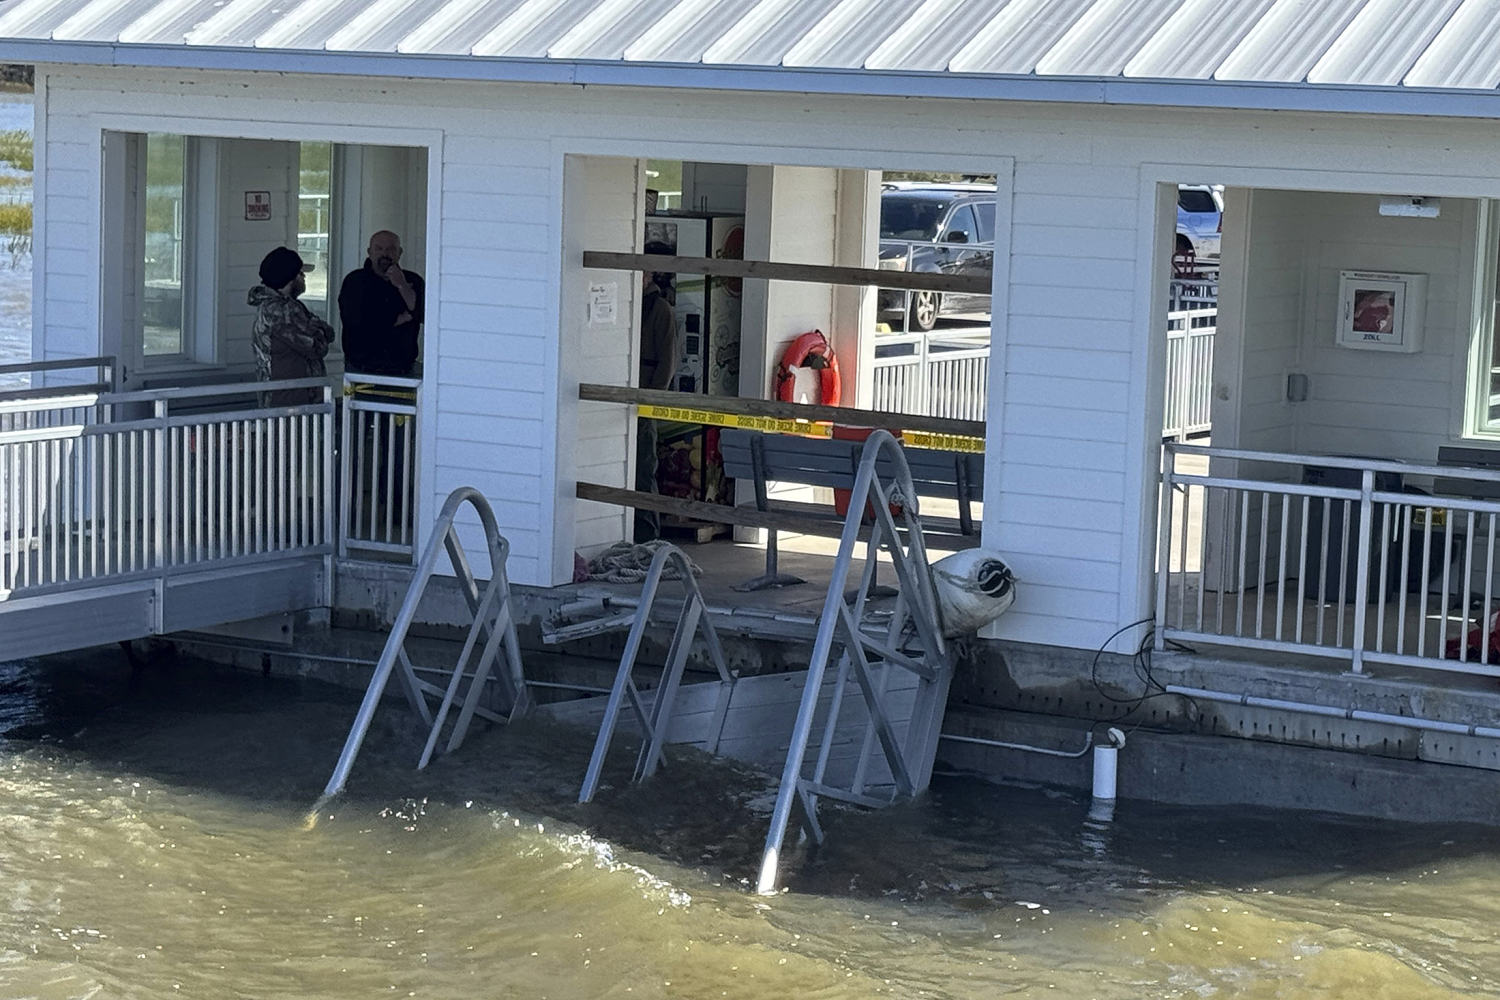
[734,527,806,592]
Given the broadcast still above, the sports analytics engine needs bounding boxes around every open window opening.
[1152,184,1500,671]
[564,155,992,588]
[101,131,426,390]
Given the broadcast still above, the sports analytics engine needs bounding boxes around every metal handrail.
[0,356,117,399]
[755,429,951,894]
[340,372,421,561]
[1155,442,1500,678]
[575,542,735,803]
[321,486,526,799]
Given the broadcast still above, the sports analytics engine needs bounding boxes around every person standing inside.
[338,230,425,377]
[248,246,334,406]
[635,243,678,542]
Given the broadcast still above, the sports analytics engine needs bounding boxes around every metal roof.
[5,0,1500,117]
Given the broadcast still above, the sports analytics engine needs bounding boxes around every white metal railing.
[1168,275,1218,311]
[1163,305,1216,440]
[1157,443,1500,678]
[1,379,334,596]
[0,357,118,431]
[340,373,420,561]
[871,331,990,421]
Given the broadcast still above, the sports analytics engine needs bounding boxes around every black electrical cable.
[1088,617,1201,726]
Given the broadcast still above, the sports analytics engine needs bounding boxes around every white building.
[8,1,1500,753]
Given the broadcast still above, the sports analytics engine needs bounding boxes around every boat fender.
[930,549,1016,637]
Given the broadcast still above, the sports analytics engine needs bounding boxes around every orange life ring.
[774,330,842,407]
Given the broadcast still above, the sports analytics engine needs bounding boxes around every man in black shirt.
[339,230,425,376]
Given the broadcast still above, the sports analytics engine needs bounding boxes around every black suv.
[878,184,995,331]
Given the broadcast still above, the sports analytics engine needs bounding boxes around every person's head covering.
[258,246,313,290]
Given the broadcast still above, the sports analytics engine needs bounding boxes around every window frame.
[1465,199,1500,439]
[136,133,220,373]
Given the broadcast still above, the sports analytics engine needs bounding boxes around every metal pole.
[1350,469,1373,673]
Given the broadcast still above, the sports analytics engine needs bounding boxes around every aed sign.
[244,191,271,221]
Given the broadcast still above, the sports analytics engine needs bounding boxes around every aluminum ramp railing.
[755,429,954,894]
[1,378,334,660]
[543,543,736,803]
[322,487,529,798]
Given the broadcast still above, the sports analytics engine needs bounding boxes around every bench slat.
[575,483,980,549]
[720,428,983,501]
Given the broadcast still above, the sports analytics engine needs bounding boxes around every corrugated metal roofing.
[4,0,1500,111]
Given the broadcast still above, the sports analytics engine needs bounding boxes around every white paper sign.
[786,365,821,404]
[587,282,617,327]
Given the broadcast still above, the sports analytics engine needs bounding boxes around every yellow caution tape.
[636,402,986,452]
[637,403,833,438]
[900,430,986,453]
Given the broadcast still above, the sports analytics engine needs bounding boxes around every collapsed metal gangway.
[753,429,955,893]
[544,543,736,802]
[545,431,958,894]
[320,433,961,893]
[322,487,529,798]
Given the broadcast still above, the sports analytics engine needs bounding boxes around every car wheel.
[909,290,940,332]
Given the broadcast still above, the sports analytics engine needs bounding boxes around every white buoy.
[930,549,1015,636]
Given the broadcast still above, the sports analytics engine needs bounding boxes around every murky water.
[2,649,1499,998]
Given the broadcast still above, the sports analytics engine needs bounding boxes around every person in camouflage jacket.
[249,246,334,407]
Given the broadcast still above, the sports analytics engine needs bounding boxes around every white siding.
[559,154,641,567]
[1233,188,1477,465]
[30,65,1500,650]
[218,138,298,370]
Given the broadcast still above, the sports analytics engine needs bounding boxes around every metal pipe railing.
[320,486,525,800]
[339,373,421,562]
[1,380,333,595]
[1157,442,1500,678]
[1167,684,1500,740]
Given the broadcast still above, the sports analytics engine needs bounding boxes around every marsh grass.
[0,130,32,172]
[0,201,31,236]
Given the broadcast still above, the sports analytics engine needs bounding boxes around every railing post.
[1350,468,1374,674]
[338,383,352,560]
[322,385,336,604]
[1155,444,1176,651]
[917,330,931,416]
[152,399,168,632]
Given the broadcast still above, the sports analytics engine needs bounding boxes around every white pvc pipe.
[1091,745,1119,801]
[1166,685,1500,739]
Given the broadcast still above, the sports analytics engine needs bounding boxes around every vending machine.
[642,213,745,509]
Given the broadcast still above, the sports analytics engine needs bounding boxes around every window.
[942,205,978,244]
[1468,201,1500,436]
[298,141,333,320]
[973,202,995,244]
[142,133,185,357]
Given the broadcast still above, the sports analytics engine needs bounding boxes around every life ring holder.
[773,330,842,407]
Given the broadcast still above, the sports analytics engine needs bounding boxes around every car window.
[942,205,978,244]
[880,196,950,241]
[972,202,995,243]
[1178,189,1218,214]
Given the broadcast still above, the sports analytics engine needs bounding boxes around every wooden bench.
[717,428,983,588]
[575,428,982,590]
[1434,445,1500,501]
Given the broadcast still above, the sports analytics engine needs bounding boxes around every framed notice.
[244,191,271,221]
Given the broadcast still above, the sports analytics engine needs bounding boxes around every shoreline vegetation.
[0,67,33,258]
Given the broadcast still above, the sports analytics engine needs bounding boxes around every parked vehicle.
[1176,183,1223,261]
[878,184,994,332]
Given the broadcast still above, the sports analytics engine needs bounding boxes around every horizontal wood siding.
[33,67,1500,645]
